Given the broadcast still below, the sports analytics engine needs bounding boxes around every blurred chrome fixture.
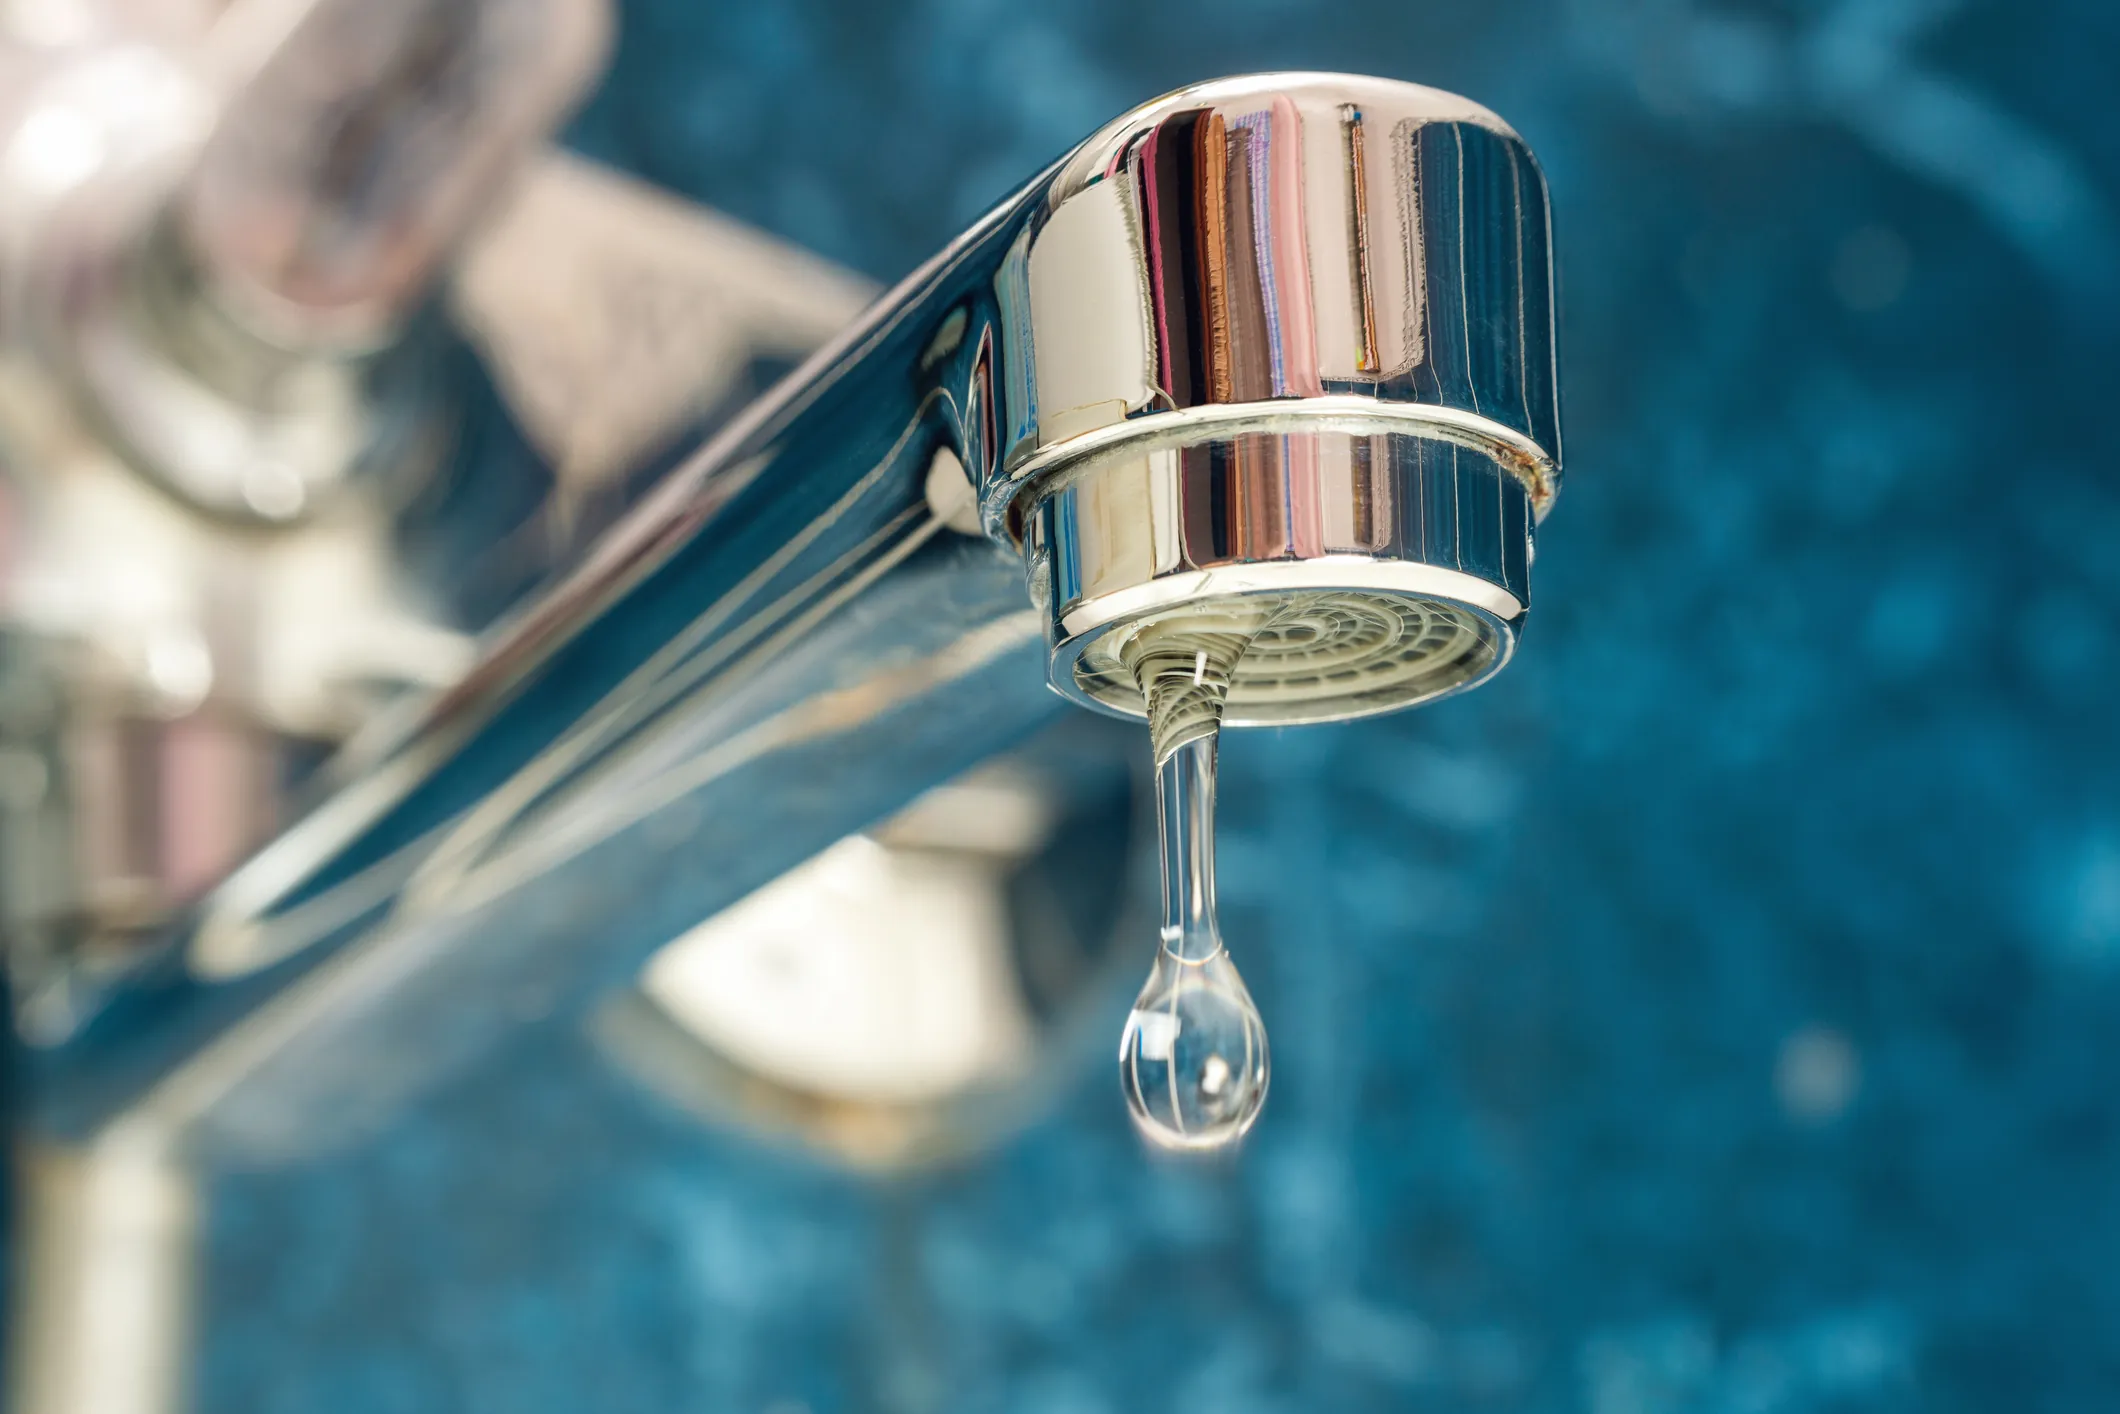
[0,0,610,1035]
[4,0,609,523]
[1,7,610,1405]
[8,70,1560,1414]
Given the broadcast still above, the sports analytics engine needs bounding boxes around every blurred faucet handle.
[179,0,613,354]
[0,0,612,529]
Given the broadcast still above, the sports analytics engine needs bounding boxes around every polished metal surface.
[0,0,608,528]
[0,1,610,1037]
[21,71,1560,1165]
[979,73,1561,723]
[981,74,1560,524]
[1029,429,1526,722]
[0,629,311,1048]
[4,69,1561,1414]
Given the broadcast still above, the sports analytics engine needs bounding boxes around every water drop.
[1114,601,1292,1151]
[1119,920,1269,1150]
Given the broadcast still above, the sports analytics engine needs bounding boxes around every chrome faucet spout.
[8,71,1563,1414]
[29,71,1562,1170]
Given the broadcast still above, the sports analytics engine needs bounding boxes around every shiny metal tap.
[27,68,1558,1144]
[4,68,1560,1414]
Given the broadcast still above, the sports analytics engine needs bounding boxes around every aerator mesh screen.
[1072,589,1503,727]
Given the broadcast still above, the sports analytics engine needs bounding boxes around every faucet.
[3,62,1560,1414]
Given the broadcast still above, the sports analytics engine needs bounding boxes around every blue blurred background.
[202,1,2120,1410]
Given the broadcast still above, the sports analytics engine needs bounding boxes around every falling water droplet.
[1113,601,1294,1151]
[1119,919,1269,1150]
